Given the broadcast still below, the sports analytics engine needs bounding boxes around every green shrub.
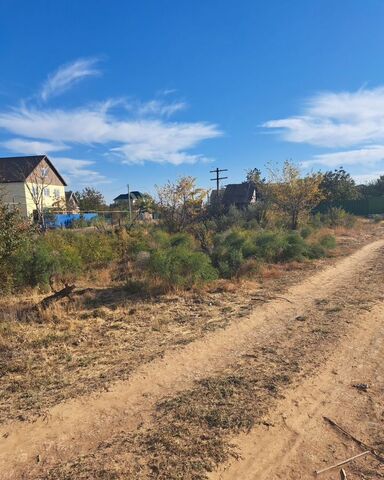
[318,233,337,249]
[307,243,326,259]
[15,240,57,288]
[279,233,309,261]
[300,225,312,239]
[211,230,256,277]
[254,231,284,262]
[149,246,218,288]
[316,207,356,228]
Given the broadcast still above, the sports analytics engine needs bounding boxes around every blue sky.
[1,0,384,201]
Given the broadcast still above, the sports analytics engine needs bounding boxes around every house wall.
[24,183,65,216]
[0,182,29,215]
[0,182,65,217]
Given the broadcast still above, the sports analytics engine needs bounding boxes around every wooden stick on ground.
[340,468,347,480]
[315,451,370,475]
[323,416,384,463]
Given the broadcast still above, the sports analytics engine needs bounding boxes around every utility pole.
[127,184,132,222]
[210,167,228,195]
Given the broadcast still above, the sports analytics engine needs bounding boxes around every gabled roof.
[0,155,67,186]
[113,191,143,202]
[65,190,79,203]
[222,182,256,206]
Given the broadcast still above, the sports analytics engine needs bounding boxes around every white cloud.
[302,145,384,168]
[2,138,69,154]
[135,99,187,117]
[263,87,384,148]
[353,171,384,184]
[52,157,109,185]
[0,103,221,165]
[40,58,101,101]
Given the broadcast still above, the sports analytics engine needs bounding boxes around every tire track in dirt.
[209,302,384,480]
[1,240,383,480]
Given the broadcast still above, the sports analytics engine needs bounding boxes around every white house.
[0,155,67,217]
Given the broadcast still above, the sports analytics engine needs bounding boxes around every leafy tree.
[268,161,324,229]
[320,167,360,203]
[0,198,32,291]
[245,167,271,225]
[358,175,384,197]
[156,177,207,232]
[75,187,106,211]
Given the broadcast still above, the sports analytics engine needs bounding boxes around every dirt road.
[209,302,384,480]
[1,239,384,479]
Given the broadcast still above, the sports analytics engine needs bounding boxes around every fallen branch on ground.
[39,284,76,309]
[315,450,370,475]
[323,416,384,463]
[340,468,347,479]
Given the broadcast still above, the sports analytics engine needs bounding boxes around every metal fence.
[315,196,384,215]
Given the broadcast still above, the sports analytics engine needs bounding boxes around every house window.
[54,189,60,198]
[41,167,48,178]
[44,187,50,197]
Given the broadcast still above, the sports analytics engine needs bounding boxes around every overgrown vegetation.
[0,212,339,294]
[3,161,374,294]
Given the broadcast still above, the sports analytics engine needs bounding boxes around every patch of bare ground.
[39,242,384,480]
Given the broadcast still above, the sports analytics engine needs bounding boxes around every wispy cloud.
[302,145,384,168]
[263,87,384,148]
[40,57,101,101]
[53,157,109,185]
[134,99,187,117]
[0,60,221,187]
[2,138,69,154]
[0,103,221,165]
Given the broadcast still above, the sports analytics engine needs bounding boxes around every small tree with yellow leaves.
[269,161,323,229]
[156,176,207,232]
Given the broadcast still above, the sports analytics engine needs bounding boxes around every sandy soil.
[1,237,383,479]
[209,303,384,480]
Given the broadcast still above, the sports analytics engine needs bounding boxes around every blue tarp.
[48,213,98,228]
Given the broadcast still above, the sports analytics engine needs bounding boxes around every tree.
[245,168,271,225]
[358,175,384,197]
[156,177,207,232]
[75,187,106,211]
[269,161,324,229]
[23,167,53,228]
[320,167,360,203]
[0,195,32,291]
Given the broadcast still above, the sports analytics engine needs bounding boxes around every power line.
[210,167,228,194]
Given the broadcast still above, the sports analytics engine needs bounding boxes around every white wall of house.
[24,182,65,216]
[0,182,65,217]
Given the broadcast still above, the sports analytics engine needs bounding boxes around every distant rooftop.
[113,191,143,202]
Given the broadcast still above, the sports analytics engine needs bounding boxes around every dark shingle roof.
[0,155,67,186]
[222,182,256,206]
[113,191,143,202]
[65,191,79,203]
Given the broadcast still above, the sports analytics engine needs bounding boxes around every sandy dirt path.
[1,239,383,480]
[209,302,384,480]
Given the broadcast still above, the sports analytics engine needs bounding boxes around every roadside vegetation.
[1,161,368,295]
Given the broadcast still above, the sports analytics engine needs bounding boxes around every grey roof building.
[222,182,257,208]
